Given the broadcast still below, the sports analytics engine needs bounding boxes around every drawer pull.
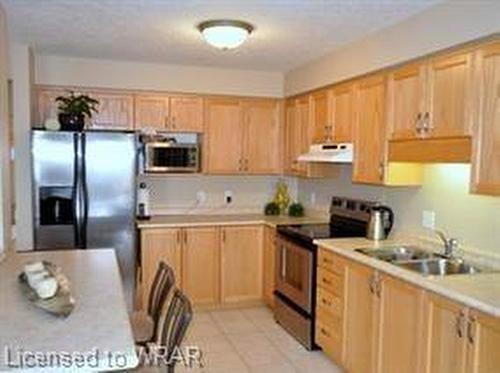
[321,297,332,306]
[322,277,332,285]
[320,328,331,337]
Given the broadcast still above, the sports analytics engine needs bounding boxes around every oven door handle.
[281,245,287,278]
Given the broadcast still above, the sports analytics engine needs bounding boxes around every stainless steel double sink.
[355,246,488,276]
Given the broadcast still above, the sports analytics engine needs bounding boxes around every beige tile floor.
[175,306,343,373]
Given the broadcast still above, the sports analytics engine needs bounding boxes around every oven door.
[275,235,314,313]
[144,143,199,173]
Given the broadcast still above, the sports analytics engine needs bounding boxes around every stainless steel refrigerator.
[32,129,138,307]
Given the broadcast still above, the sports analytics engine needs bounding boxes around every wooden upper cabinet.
[169,96,203,132]
[471,42,500,195]
[426,51,474,138]
[134,95,169,130]
[220,225,263,304]
[310,89,332,144]
[387,63,427,140]
[331,83,354,142]
[352,74,387,185]
[182,227,220,306]
[135,94,203,132]
[204,98,244,174]
[378,275,425,373]
[344,261,379,373]
[467,309,500,373]
[424,294,468,373]
[284,96,309,176]
[243,99,281,174]
[88,91,134,130]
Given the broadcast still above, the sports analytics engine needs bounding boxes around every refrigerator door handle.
[81,133,88,248]
[72,133,81,248]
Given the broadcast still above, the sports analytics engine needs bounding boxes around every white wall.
[9,43,33,250]
[297,165,500,255]
[285,1,500,95]
[0,4,10,257]
[35,54,284,97]
[142,175,297,215]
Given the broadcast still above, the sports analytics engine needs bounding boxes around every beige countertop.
[315,237,500,318]
[0,249,138,371]
[137,213,328,229]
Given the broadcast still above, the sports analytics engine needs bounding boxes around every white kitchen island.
[0,249,138,372]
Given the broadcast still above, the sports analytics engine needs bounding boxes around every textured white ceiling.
[3,0,441,72]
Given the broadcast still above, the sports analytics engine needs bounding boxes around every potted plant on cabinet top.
[55,91,99,131]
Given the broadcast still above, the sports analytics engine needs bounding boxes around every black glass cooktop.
[279,224,334,240]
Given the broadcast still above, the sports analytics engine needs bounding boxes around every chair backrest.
[147,261,175,324]
[157,288,193,371]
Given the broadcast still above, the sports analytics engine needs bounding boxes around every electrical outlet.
[224,190,233,205]
[422,210,436,229]
[196,191,206,205]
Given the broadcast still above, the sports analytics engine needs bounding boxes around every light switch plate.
[196,191,206,205]
[422,210,436,229]
[310,192,316,205]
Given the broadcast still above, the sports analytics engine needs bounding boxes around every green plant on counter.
[264,202,280,216]
[288,202,305,217]
[273,180,291,215]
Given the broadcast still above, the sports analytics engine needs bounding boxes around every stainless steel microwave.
[144,141,200,173]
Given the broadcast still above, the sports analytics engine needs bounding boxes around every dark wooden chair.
[157,288,193,373]
[131,261,175,344]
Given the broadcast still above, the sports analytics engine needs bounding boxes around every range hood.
[298,143,353,163]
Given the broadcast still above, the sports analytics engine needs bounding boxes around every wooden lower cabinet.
[378,274,425,373]
[424,293,500,373]
[220,225,264,304]
[467,309,500,373]
[140,228,182,307]
[344,260,380,373]
[141,224,267,309]
[425,294,468,373]
[182,227,220,306]
[263,226,276,308]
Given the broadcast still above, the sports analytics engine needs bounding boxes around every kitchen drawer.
[317,267,344,296]
[316,286,343,319]
[318,248,345,275]
[316,316,343,364]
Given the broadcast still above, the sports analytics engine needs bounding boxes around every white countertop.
[0,249,138,372]
[136,213,328,229]
[315,237,500,318]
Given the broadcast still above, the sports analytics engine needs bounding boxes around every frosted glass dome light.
[198,20,254,50]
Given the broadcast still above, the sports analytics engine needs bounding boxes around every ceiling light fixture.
[198,20,254,50]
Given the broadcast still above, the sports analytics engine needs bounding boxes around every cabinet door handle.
[164,116,169,128]
[378,162,385,181]
[467,316,476,344]
[456,311,466,338]
[415,113,423,134]
[423,112,432,132]
[221,229,226,243]
[183,230,187,245]
[369,276,375,295]
[176,230,181,245]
